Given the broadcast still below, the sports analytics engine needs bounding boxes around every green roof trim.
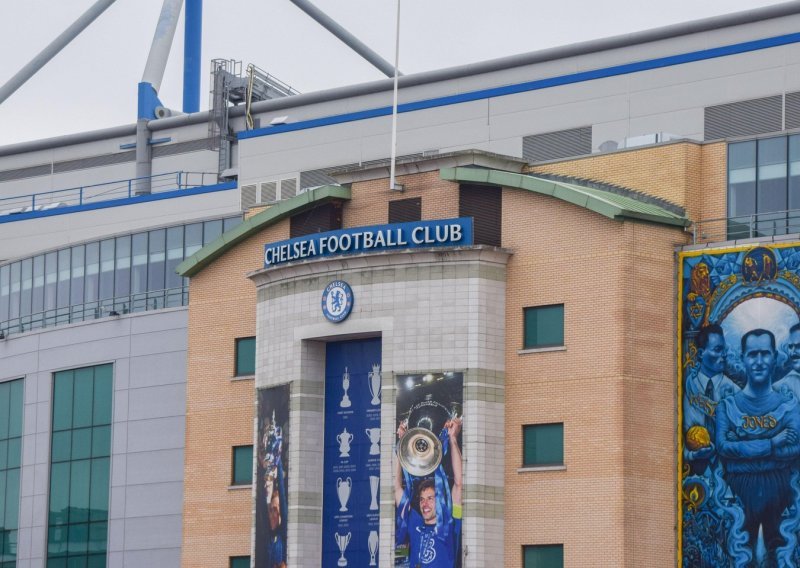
[176,184,351,277]
[440,167,689,228]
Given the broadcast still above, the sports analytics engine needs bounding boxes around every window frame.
[522,304,564,351]
[230,556,251,568]
[522,544,564,568]
[522,423,564,469]
[231,445,254,486]
[234,336,256,377]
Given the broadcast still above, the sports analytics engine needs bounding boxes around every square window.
[235,337,256,376]
[523,423,563,467]
[230,556,251,568]
[523,305,564,349]
[523,544,563,568]
[231,446,253,486]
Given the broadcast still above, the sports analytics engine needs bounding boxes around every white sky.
[0,0,789,147]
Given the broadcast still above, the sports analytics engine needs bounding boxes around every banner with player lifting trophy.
[394,372,463,568]
[255,384,290,568]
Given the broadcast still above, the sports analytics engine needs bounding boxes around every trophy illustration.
[365,427,381,456]
[337,428,354,458]
[335,531,351,567]
[340,367,352,408]
[368,363,381,406]
[369,475,379,511]
[336,477,352,512]
[368,530,378,566]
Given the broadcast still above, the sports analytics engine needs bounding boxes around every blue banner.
[264,217,474,268]
[323,339,382,567]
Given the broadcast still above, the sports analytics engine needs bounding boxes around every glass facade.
[0,216,241,335]
[728,134,800,238]
[47,364,113,568]
[0,379,23,568]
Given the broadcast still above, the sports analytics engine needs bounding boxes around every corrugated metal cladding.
[704,95,782,140]
[240,184,257,210]
[523,127,592,162]
[0,163,52,182]
[52,151,136,173]
[388,197,422,223]
[260,181,277,203]
[0,139,214,183]
[459,184,502,247]
[151,138,216,157]
[281,178,297,200]
[290,202,343,238]
[300,169,337,190]
[786,92,800,131]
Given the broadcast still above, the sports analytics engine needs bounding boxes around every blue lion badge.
[321,280,354,323]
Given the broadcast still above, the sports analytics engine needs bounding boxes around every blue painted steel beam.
[183,0,202,113]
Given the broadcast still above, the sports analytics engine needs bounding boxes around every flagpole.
[389,0,403,191]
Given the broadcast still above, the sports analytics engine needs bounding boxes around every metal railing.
[691,209,800,244]
[0,171,218,216]
[0,287,187,337]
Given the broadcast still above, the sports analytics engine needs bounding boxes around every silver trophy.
[340,367,352,408]
[365,427,380,456]
[335,531,351,567]
[337,428,354,458]
[368,530,378,566]
[336,476,352,512]
[369,475,379,511]
[368,363,381,406]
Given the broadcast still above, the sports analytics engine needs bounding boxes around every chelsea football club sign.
[264,217,473,269]
[322,280,354,323]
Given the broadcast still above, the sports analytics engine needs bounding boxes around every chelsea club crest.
[321,280,354,323]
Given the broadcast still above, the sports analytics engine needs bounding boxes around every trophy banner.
[394,372,463,568]
[323,338,382,567]
[255,383,290,568]
[679,245,800,566]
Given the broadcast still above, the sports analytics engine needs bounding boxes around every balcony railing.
[0,171,218,216]
[0,287,187,337]
[691,209,800,244]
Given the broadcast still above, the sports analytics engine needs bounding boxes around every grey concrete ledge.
[227,484,253,491]
[517,345,567,355]
[231,375,254,382]
[517,465,567,473]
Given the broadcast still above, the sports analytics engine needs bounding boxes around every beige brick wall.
[528,141,728,226]
[502,187,686,567]
[184,145,728,566]
[182,223,288,567]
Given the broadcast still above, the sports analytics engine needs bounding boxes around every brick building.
[2,3,800,567]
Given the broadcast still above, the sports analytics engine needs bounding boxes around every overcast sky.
[0,0,789,147]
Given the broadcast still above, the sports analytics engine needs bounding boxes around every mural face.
[679,245,800,567]
[394,372,463,568]
[255,384,290,568]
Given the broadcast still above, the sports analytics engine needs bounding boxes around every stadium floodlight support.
[0,0,119,106]
[287,0,401,79]
[137,0,184,194]
[183,0,202,114]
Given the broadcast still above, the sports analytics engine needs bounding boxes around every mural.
[255,384,290,568]
[394,372,463,568]
[679,245,800,567]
